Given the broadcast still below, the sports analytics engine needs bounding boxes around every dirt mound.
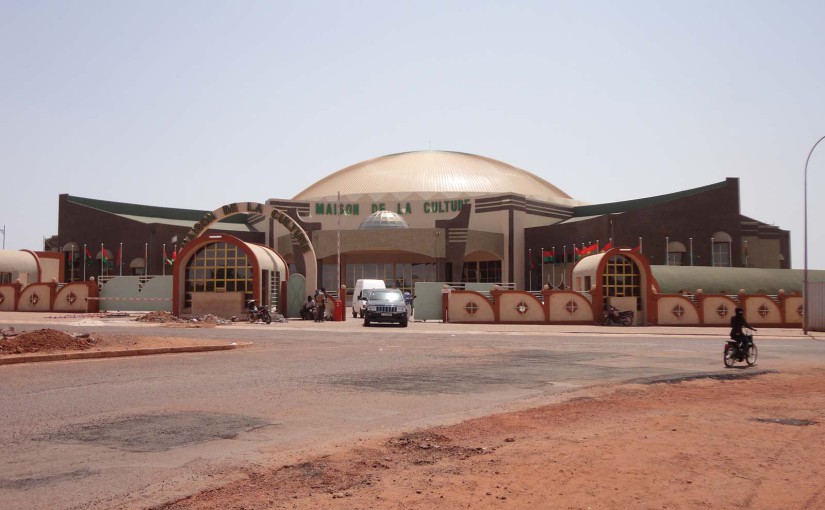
[0,329,98,354]
[136,311,186,323]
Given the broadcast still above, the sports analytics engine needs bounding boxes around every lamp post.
[803,135,825,335]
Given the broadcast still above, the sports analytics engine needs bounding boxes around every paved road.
[1,315,822,510]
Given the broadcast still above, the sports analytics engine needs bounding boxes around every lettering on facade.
[315,203,360,215]
[423,199,470,214]
[180,202,312,254]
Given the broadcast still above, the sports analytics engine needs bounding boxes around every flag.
[101,245,111,267]
[542,250,556,263]
[85,247,94,265]
[602,242,612,252]
[171,247,177,265]
[631,244,641,253]
[163,245,171,265]
[581,243,598,255]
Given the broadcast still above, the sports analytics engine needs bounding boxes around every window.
[462,260,502,283]
[602,255,640,297]
[184,242,253,310]
[712,242,731,267]
[711,232,732,267]
[667,241,687,266]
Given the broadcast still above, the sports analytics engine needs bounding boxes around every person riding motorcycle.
[730,307,757,354]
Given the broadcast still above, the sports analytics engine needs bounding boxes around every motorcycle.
[602,307,634,326]
[248,305,272,324]
[724,329,758,367]
[300,303,317,320]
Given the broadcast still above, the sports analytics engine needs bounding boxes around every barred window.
[602,255,640,297]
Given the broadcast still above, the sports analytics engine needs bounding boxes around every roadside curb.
[0,342,253,366]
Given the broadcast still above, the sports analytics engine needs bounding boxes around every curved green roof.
[650,266,825,295]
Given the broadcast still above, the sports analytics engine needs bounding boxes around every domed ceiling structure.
[293,151,577,204]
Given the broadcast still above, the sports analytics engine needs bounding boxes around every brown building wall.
[57,195,264,279]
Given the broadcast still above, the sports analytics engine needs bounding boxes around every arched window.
[667,241,687,266]
[184,242,253,311]
[711,232,732,267]
[602,255,641,297]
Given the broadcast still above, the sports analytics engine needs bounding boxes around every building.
[47,150,791,317]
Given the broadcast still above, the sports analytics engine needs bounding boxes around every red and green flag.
[85,247,94,265]
[542,250,556,263]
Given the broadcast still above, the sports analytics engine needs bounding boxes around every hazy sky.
[1,1,823,269]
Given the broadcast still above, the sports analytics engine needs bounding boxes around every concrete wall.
[191,292,245,318]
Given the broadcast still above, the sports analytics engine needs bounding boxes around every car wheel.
[400,319,408,327]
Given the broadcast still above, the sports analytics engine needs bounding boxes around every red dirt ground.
[155,369,825,510]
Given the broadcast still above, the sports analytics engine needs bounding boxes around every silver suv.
[363,288,408,327]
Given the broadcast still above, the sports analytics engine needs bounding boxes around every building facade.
[48,150,790,315]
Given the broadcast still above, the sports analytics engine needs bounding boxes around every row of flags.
[70,244,177,267]
[66,243,178,281]
[531,241,633,267]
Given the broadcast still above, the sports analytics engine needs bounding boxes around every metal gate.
[285,274,306,319]
[808,281,825,332]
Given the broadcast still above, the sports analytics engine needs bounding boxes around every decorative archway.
[178,201,318,295]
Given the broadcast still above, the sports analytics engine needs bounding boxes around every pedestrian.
[315,287,327,322]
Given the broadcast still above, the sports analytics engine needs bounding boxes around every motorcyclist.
[247,299,257,313]
[730,307,756,355]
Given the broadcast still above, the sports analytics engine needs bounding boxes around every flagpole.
[162,243,166,276]
[119,242,123,276]
[70,246,74,282]
[83,243,87,280]
[552,246,555,288]
[540,247,544,288]
[100,243,104,277]
[528,248,532,291]
[639,237,643,255]
[710,237,714,267]
[144,243,148,276]
[336,191,341,298]
[665,236,669,266]
[562,245,567,289]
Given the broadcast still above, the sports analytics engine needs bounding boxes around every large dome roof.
[292,151,575,203]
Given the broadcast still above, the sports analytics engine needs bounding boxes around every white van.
[352,279,386,318]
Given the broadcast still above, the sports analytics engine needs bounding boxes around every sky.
[1,0,823,269]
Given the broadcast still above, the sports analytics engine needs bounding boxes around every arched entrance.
[597,250,653,325]
[172,234,289,317]
[177,201,318,296]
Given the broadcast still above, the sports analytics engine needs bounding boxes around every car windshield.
[370,290,404,303]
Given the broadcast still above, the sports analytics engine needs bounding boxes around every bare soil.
[155,369,825,510]
[3,327,822,509]
[0,327,231,357]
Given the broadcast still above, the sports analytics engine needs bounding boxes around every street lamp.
[804,135,825,335]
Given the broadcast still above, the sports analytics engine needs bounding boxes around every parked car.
[363,288,408,327]
[353,279,386,318]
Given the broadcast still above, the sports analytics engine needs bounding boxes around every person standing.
[315,287,327,322]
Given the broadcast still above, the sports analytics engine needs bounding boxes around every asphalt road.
[1,316,822,510]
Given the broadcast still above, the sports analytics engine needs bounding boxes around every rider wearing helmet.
[730,307,756,353]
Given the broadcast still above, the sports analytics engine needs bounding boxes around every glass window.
[712,242,731,267]
[183,242,253,310]
[602,255,640,297]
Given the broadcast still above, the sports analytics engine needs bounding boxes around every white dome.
[359,210,410,230]
[293,150,574,203]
